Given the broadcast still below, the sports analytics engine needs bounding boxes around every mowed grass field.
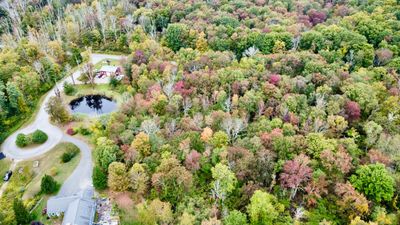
[94,58,121,70]
[64,83,124,104]
[22,142,81,199]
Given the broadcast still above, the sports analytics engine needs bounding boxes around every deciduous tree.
[211,163,237,204]
[129,163,149,195]
[46,96,71,123]
[279,154,312,199]
[136,199,173,225]
[108,162,129,192]
[335,182,369,218]
[131,132,151,158]
[95,137,121,171]
[247,190,286,225]
[152,155,193,204]
[350,163,395,203]
[224,210,248,225]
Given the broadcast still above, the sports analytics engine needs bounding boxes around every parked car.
[3,170,12,181]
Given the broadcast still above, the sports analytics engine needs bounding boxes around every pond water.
[69,95,117,116]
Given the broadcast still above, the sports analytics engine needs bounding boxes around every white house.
[47,188,96,225]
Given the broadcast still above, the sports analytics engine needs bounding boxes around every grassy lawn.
[63,84,123,104]
[22,142,81,199]
[0,158,11,186]
[31,196,48,221]
[31,196,62,224]
[94,58,121,70]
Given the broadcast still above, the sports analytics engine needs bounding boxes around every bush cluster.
[61,145,79,163]
[15,130,48,147]
[63,82,76,96]
[66,127,76,135]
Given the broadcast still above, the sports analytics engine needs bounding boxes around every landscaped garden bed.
[16,130,48,148]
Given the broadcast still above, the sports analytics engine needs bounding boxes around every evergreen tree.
[13,198,31,225]
[40,174,58,194]
[93,166,108,190]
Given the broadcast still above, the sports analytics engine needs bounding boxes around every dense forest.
[0,0,400,224]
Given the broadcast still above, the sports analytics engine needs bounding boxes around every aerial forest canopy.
[0,0,400,224]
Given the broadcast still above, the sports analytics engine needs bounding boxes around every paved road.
[0,54,125,197]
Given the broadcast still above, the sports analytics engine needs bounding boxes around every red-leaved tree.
[308,9,327,26]
[345,101,361,121]
[280,154,312,199]
[185,150,202,172]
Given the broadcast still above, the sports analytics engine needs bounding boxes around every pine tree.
[40,174,58,194]
[13,198,31,225]
[93,166,108,190]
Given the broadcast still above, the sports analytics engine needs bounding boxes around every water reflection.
[69,95,117,115]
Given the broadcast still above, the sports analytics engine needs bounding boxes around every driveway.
[0,54,125,197]
[57,135,93,196]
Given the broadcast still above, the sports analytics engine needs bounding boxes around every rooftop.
[47,188,96,225]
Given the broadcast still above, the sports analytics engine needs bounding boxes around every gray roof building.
[47,188,96,225]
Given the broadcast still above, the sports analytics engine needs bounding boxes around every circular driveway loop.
[0,54,125,196]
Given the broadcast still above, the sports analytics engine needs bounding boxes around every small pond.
[69,95,117,116]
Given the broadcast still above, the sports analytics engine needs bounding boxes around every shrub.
[78,127,91,135]
[16,134,29,147]
[109,76,120,88]
[31,130,48,144]
[63,82,76,95]
[93,166,108,190]
[49,167,58,176]
[61,145,80,163]
[40,174,58,194]
[66,127,76,135]
[16,130,48,147]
